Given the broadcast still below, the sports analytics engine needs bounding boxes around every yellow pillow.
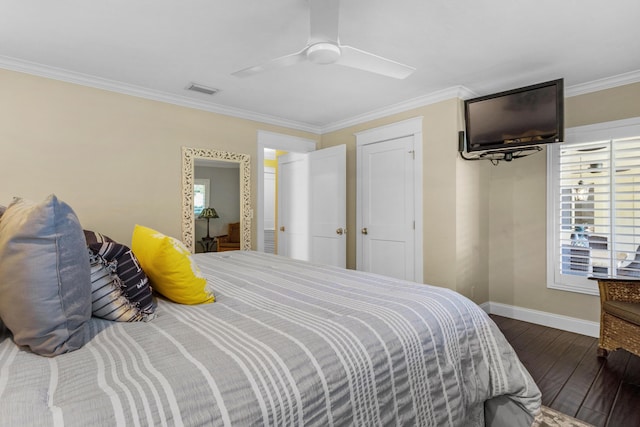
[131,225,215,305]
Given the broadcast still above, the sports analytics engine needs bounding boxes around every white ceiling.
[2,0,640,134]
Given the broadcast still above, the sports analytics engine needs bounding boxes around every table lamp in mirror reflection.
[199,207,219,239]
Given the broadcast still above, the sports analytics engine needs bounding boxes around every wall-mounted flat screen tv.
[464,78,564,153]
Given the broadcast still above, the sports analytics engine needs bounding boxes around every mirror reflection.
[194,160,240,253]
[181,147,251,253]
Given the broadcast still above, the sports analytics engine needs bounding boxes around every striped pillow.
[88,249,146,321]
[84,229,114,245]
[88,241,156,320]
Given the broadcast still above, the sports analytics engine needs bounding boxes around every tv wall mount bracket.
[457,131,543,164]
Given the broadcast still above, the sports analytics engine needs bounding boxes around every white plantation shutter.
[547,118,640,295]
[614,137,640,277]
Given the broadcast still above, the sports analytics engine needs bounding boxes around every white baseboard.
[478,301,599,338]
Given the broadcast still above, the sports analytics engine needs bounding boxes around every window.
[547,118,640,295]
[194,178,210,215]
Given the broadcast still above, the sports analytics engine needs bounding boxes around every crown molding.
[320,85,477,134]
[0,55,322,135]
[324,71,640,132]
[2,55,639,135]
[565,69,640,97]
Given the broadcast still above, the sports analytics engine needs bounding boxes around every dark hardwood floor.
[491,315,640,427]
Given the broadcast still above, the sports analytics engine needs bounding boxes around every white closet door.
[359,136,415,280]
[309,145,346,268]
[277,153,310,261]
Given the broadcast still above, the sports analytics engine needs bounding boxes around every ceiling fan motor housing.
[306,42,341,64]
[232,0,415,79]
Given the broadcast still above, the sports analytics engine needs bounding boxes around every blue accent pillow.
[0,195,91,356]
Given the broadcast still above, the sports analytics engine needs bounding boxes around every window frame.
[194,178,210,216]
[547,117,640,295]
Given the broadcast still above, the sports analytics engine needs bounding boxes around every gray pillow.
[0,195,91,356]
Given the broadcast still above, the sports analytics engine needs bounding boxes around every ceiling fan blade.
[337,45,415,79]
[309,0,340,44]
[232,49,307,77]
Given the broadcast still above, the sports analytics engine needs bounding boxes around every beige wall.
[487,82,640,322]
[0,69,319,246]
[320,81,640,315]
[3,66,640,322]
[456,137,490,303]
[566,83,640,128]
[320,98,489,302]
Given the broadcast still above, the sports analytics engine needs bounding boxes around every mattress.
[0,251,540,426]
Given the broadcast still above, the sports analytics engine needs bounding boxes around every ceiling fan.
[232,0,416,79]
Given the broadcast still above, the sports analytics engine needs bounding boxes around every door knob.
[361,227,368,235]
[279,226,285,232]
[336,227,344,235]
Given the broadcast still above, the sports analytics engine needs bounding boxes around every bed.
[0,251,540,426]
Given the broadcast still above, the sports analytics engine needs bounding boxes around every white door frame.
[256,130,317,252]
[355,117,424,283]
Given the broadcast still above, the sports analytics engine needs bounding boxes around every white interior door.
[309,145,346,267]
[263,167,276,230]
[358,136,415,280]
[277,145,346,267]
[277,152,310,261]
[256,131,316,253]
[263,166,276,254]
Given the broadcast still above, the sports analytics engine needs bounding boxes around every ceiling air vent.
[186,83,219,96]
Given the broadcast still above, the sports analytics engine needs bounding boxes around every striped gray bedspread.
[0,251,540,426]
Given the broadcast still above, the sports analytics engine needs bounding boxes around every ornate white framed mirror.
[181,146,251,253]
